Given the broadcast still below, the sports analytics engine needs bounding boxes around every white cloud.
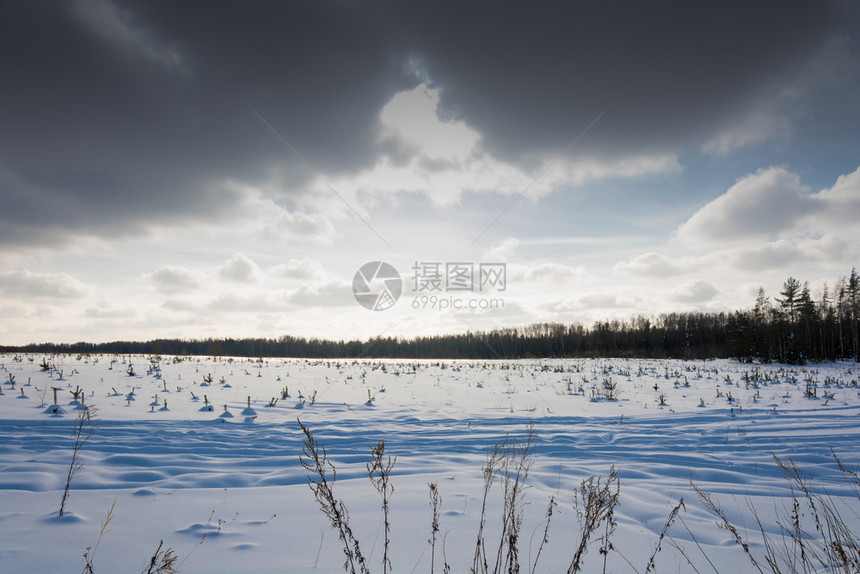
[579,293,636,309]
[677,167,814,245]
[668,280,719,303]
[327,150,680,207]
[84,299,137,319]
[514,262,589,284]
[484,238,520,261]
[334,152,529,206]
[0,305,27,319]
[264,209,337,243]
[217,253,261,283]
[674,165,860,273]
[614,252,683,278]
[549,292,641,312]
[701,110,792,156]
[620,232,857,280]
[0,269,91,299]
[554,154,681,186]
[207,290,291,313]
[288,279,354,308]
[380,83,481,162]
[733,240,804,271]
[309,84,681,207]
[223,182,338,243]
[811,166,860,226]
[269,259,326,281]
[146,265,204,294]
[160,298,201,314]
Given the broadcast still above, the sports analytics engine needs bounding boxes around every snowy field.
[2,353,860,573]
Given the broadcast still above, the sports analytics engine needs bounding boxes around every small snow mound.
[199,405,214,412]
[177,523,221,537]
[240,407,257,416]
[219,410,234,418]
[44,405,66,415]
[43,512,85,524]
[132,488,157,497]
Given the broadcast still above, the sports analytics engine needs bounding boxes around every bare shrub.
[367,441,395,574]
[567,467,620,574]
[141,540,178,574]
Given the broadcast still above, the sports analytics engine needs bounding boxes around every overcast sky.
[1,0,859,345]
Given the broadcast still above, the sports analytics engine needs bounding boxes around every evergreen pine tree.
[849,268,859,361]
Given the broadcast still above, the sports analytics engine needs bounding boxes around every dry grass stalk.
[529,496,557,574]
[430,482,441,574]
[82,498,116,574]
[60,406,99,517]
[299,419,369,574]
[644,498,685,574]
[471,439,505,574]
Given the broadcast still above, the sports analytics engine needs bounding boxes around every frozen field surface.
[2,354,860,573]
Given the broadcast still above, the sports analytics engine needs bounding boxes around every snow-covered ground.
[1,353,859,573]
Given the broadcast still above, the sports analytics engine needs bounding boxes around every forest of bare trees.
[5,269,858,364]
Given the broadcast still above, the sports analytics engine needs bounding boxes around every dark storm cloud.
[0,0,855,245]
[0,0,409,245]
[395,1,856,161]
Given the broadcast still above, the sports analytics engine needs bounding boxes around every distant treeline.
[0,315,729,360]
[3,269,858,364]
